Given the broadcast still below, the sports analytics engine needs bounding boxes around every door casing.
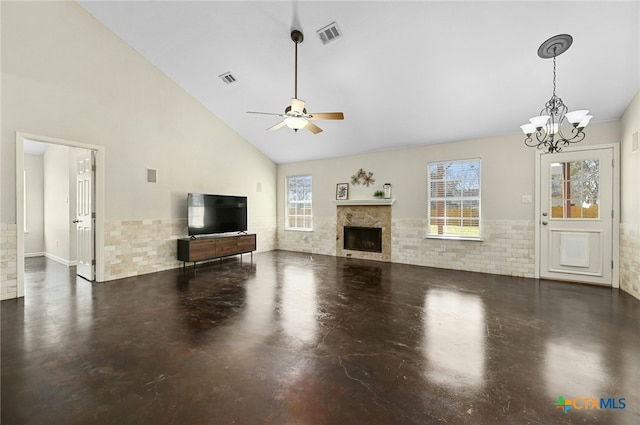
[16,132,105,297]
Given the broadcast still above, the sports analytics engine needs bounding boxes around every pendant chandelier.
[520,34,592,153]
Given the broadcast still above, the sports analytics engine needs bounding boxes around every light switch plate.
[521,195,533,204]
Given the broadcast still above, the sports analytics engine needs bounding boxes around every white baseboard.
[44,252,76,267]
[25,252,44,258]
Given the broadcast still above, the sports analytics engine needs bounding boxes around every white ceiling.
[77,1,639,164]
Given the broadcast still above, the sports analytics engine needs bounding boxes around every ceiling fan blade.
[305,121,323,134]
[247,111,286,117]
[308,112,344,120]
[267,121,287,131]
[291,98,306,115]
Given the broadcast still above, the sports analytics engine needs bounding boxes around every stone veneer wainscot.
[1,223,18,300]
[105,217,276,281]
[620,223,640,299]
[277,215,535,278]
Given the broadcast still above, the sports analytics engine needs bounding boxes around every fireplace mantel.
[333,199,395,206]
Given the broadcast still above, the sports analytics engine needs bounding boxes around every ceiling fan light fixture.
[285,116,308,130]
[246,29,344,134]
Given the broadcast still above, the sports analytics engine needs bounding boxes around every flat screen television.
[187,193,248,236]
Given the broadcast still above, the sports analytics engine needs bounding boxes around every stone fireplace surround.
[336,201,392,262]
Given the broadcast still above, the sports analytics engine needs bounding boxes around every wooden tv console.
[177,233,256,271]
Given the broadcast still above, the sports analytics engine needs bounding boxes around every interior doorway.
[535,144,620,287]
[16,132,105,298]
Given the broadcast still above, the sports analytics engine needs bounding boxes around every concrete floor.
[2,252,639,425]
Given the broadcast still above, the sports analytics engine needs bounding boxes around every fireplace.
[336,204,391,262]
[344,226,382,253]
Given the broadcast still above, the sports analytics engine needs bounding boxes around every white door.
[75,151,95,281]
[539,147,614,285]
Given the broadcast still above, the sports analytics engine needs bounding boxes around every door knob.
[542,221,548,225]
[72,219,81,223]
[542,212,548,217]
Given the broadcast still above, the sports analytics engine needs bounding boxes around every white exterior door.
[539,147,615,286]
[76,151,95,281]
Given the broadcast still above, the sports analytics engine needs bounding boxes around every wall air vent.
[316,22,342,45]
[219,72,237,85]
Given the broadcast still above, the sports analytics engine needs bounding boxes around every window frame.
[427,158,482,241]
[285,174,313,231]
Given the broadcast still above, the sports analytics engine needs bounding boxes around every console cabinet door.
[216,238,238,256]
[238,235,256,252]
[189,239,217,261]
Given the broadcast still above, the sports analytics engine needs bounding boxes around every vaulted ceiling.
[77,1,639,164]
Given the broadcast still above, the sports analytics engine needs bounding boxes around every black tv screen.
[188,193,248,236]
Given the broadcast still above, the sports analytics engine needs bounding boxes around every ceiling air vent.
[219,72,237,85]
[316,22,342,45]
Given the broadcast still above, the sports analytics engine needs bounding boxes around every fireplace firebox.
[344,226,383,253]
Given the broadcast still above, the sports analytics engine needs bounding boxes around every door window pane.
[550,160,599,219]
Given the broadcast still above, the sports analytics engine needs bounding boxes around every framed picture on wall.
[336,183,349,200]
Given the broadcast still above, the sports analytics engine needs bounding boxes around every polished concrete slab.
[2,251,639,424]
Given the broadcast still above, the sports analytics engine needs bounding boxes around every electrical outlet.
[440,245,446,252]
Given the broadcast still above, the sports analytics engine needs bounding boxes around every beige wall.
[277,120,621,279]
[277,121,620,221]
[24,154,44,255]
[620,90,640,299]
[620,90,640,225]
[1,1,277,293]
[43,144,71,264]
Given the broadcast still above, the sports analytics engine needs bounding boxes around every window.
[428,159,481,239]
[286,175,313,230]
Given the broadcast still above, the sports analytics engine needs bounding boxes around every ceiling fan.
[247,29,344,134]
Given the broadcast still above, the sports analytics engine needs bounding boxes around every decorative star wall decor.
[350,168,375,187]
